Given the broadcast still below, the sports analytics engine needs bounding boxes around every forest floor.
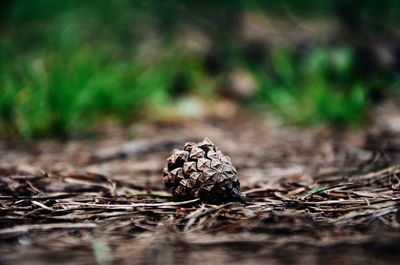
[1,105,400,265]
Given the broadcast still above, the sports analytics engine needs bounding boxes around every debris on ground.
[1,117,400,265]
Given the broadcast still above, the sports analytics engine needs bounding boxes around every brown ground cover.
[1,113,400,265]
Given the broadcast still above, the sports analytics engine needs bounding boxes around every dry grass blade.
[59,199,200,209]
[0,223,97,236]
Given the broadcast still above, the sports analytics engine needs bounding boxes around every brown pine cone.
[163,138,246,204]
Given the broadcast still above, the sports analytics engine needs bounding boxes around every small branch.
[0,223,97,236]
[60,198,200,209]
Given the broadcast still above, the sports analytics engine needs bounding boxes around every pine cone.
[163,138,246,204]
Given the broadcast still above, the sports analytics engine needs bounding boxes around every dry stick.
[303,183,354,197]
[244,187,287,195]
[60,198,200,209]
[32,200,53,211]
[0,193,93,200]
[0,223,97,236]
[184,203,238,232]
[330,207,397,224]
[302,197,399,206]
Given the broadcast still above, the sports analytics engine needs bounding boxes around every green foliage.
[0,42,214,138]
[2,55,130,137]
[252,47,368,126]
[0,0,399,138]
[0,0,221,138]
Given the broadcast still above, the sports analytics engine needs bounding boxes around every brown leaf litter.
[1,118,400,265]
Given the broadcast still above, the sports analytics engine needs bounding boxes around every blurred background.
[1,0,400,139]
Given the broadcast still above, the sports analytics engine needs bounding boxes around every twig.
[0,223,97,236]
[60,198,200,209]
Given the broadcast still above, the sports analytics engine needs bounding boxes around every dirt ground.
[1,107,400,265]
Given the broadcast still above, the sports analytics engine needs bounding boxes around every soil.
[1,112,400,265]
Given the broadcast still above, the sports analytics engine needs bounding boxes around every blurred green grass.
[0,46,212,138]
[1,0,399,138]
[251,47,368,125]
